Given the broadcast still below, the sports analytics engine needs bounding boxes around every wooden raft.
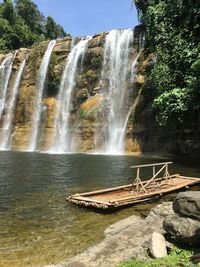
[66,162,200,209]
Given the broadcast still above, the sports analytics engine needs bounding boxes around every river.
[0,151,199,266]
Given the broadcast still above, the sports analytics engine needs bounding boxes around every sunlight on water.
[0,151,199,266]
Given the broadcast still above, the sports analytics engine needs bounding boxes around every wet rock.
[163,214,200,246]
[173,191,200,220]
[149,232,167,258]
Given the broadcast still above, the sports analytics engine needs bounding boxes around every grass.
[118,247,200,267]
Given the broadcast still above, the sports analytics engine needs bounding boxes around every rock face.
[163,191,200,247]
[173,191,200,220]
[0,29,143,153]
[1,26,199,155]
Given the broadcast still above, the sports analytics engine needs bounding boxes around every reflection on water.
[0,151,199,266]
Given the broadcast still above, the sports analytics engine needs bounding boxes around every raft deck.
[66,162,200,209]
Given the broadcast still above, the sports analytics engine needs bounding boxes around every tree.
[0,0,69,53]
[134,0,200,126]
[45,16,66,40]
[2,0,15,25]
[15,0,45,34]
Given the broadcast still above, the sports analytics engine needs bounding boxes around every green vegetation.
[118,247,199,267]
[79,107,98,120]
[0,0,68,53]
[46,52,61,97]
[134,0,200,126]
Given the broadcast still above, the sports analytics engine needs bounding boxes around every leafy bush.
[134,0,200,126]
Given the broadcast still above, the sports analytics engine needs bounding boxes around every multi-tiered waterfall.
[0,28,143,154]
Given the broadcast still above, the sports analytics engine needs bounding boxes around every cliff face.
[129,54,200,157]
[0,29,145,153]
[1,25,198,155]
[132,0,200,157]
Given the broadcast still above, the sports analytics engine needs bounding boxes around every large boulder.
[163,214,200,246]
[173,191,200,220]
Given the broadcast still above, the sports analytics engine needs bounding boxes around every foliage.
[79,107,98,121]
[154,88,191,125]
[45,16,66,40]
[0,0,68,53]
[134,0,200,126]
[46,52,60,97]
[118,246,197,267]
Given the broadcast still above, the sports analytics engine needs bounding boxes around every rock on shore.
[45,191,200,267]
[163,191,200,247]
[45,202,173,267]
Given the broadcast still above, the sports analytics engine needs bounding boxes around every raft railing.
[130,162,173,193]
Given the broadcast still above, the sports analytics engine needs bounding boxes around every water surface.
[0,151,199,266]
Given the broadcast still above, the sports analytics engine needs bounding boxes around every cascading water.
[28,40,56,151]
[96,29,134,154]
[51,37,91,153]
[0,52,17,119]
[0,58,26,150]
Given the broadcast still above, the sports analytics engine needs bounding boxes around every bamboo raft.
[66,162,200,209]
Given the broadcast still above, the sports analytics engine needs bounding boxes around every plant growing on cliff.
[45,52,61,97]
[134,0,200,126]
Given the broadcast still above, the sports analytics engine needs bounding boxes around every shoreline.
[45,202,174,267]
[45,190,200,267]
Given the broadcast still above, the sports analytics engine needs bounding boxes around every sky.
[32,0,139,36]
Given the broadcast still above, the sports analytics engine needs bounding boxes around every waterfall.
[0,58,26,150]
[0,52,17,120]
[97,29,134,154]
[51,37,91,153]
[28,40,56,151]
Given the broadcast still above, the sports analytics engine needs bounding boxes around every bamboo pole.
[130,162,173,168]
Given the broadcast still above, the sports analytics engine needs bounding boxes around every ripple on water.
[0,151,199,266]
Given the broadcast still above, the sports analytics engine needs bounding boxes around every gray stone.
[173,191,200,220]
[163,214,200,246]
[104,215,142,237]
[147,202,174,220]
[150,232,167,258]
